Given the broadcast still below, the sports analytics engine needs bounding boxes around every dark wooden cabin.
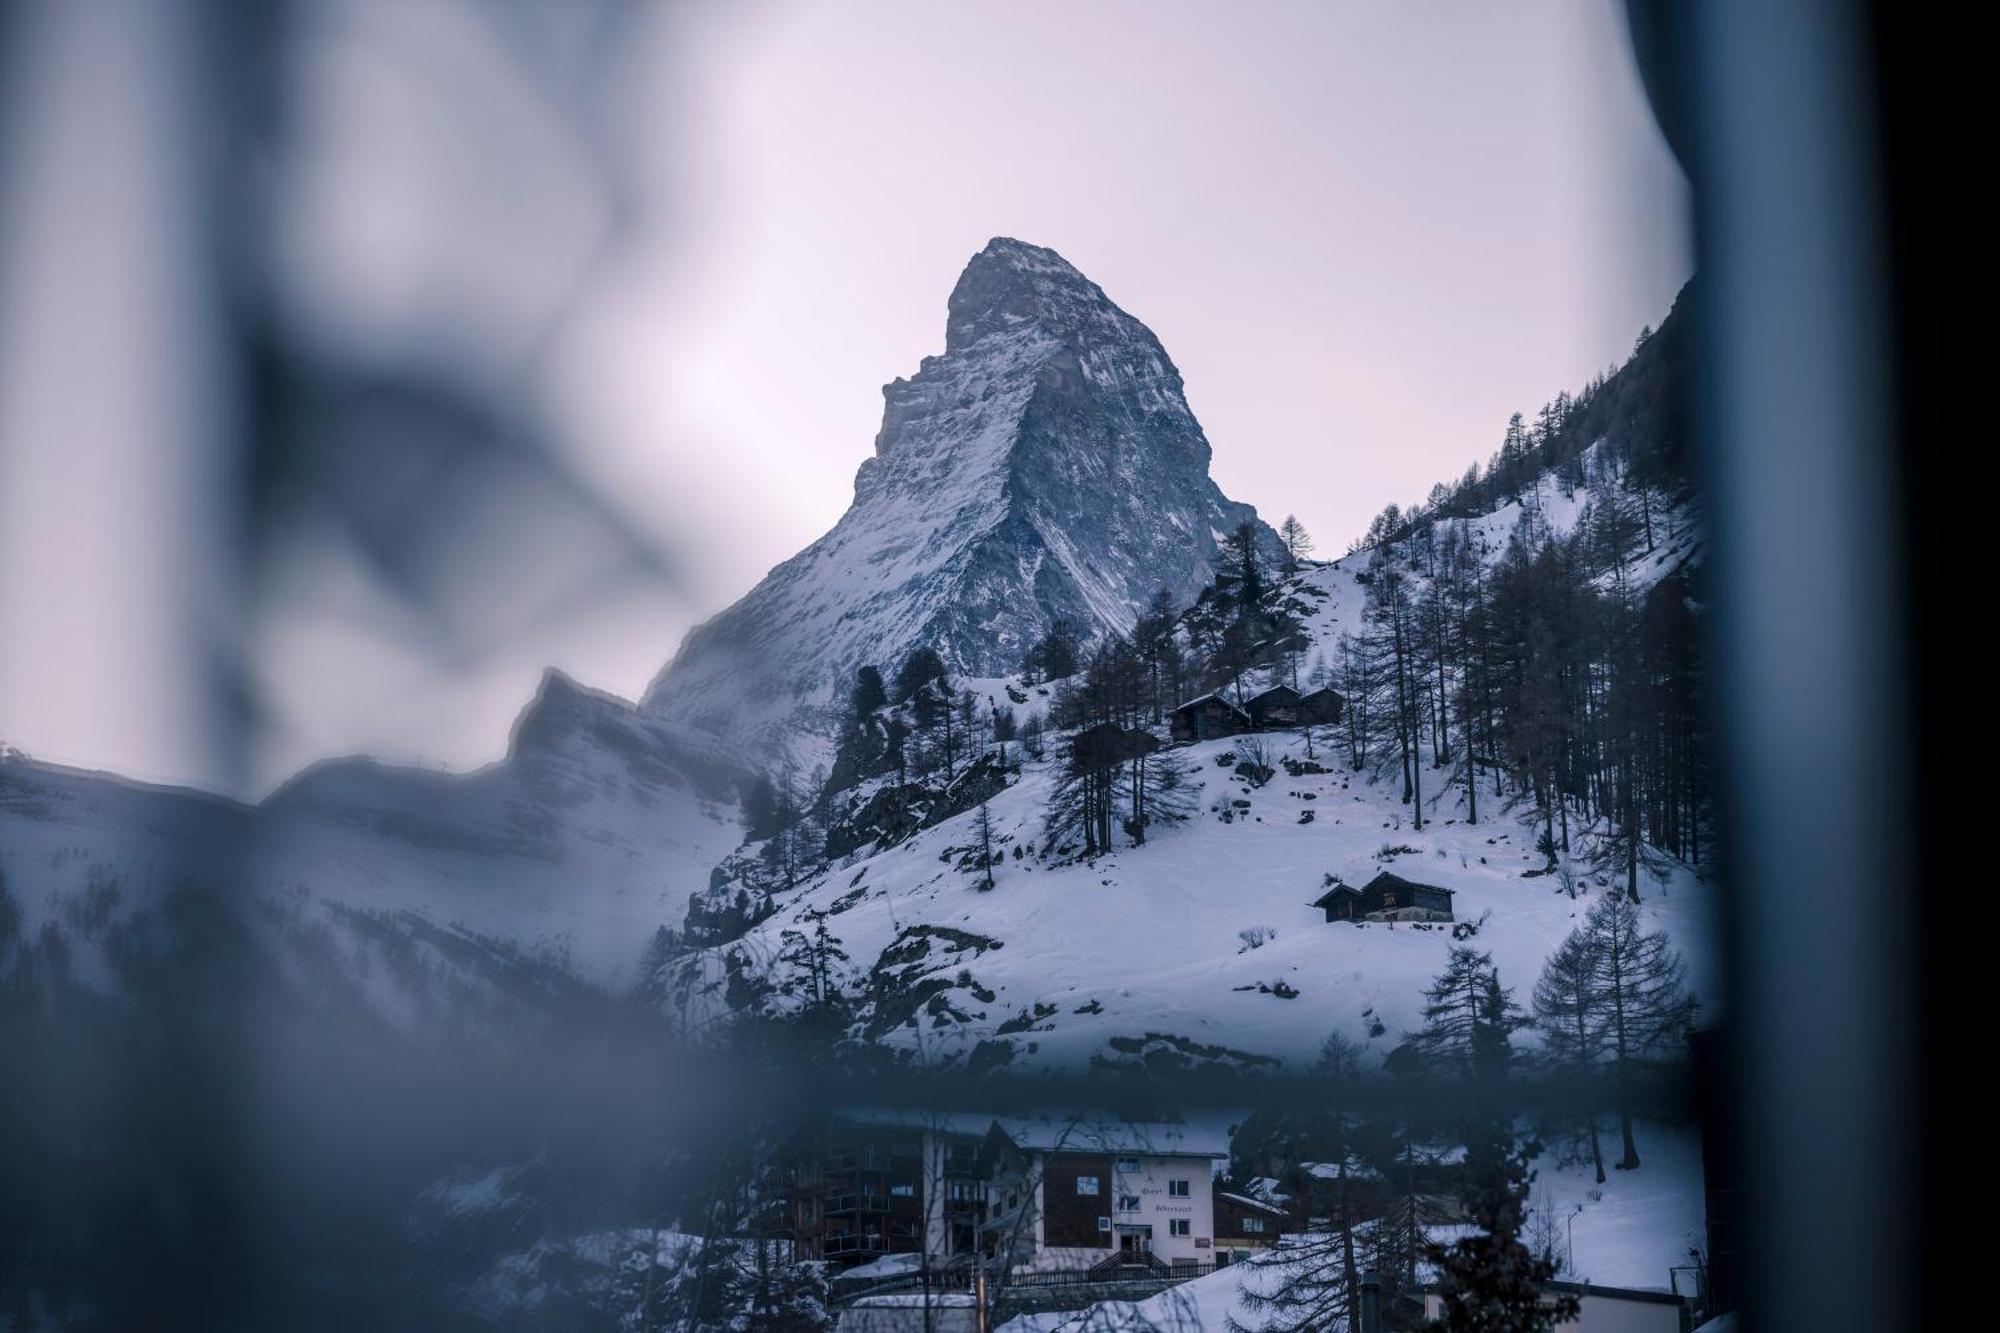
[1070,721,1161,769]
[1213,1191,1292,1258]
[1244,685,1303,728]
[1311,870,1455,923]
[1298,687,1345,726]
[1170,693,1251,743]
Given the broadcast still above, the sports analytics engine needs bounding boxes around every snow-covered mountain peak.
[644,240,1273,740]
[943,236,1123,355]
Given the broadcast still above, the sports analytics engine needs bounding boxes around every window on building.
[1169,1179,1190,1198]
[890,1183,915,1197]
[1115,1157,1140,1174]
[1076,1175,1100,1196]
[1169,1219,1191,1237]
[1243,1218,1266,1234]
[1118,1194,1141,1213]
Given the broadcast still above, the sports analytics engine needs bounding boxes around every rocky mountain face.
[642,238,1275,741]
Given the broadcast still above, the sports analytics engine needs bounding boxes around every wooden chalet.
[787,1112,989,1269]
[1298,687,1345,725]
[1244,685,1303,728]
[1169,693,1252,743]
[1311,869,1456,923]
[1070,721,1162,770]
[1213,1191,1291,1258]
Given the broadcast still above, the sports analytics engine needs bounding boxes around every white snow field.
[677,714,1717,1073]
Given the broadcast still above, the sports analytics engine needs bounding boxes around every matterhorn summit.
[643,238,1275,740]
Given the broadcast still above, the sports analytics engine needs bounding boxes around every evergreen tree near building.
[1419,950,1578,1333]
[1531,929,1610,1184]
[1578,893,1695,1170]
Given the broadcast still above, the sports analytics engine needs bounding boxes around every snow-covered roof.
[1216,1191,1289,1216]
[1173,692,1249,715]
[834,1108,998,1139]
[835,1252,924,1282]
[989,1115,1231,1158]
[835,1109,1232,1158]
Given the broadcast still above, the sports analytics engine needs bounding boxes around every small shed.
[1361,870,1455,920]
[1070,721,1161,770]
[1214,1191,1292,1255]
[1312,870,1455,923]
[1311,884,1366,923]
[1298,687,1345,726]
[1245,685,1303,729]
[1170,693,1251,743]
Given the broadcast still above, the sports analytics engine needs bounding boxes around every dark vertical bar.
[1684,3,1916,1333]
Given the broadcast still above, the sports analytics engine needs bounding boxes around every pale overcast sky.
[588,0,1687,560]
[558,0,1691,686]
[0,0,1691,795]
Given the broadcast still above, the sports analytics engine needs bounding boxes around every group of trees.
[1043,634,1196,858]
[1232,919,1692,1332]
[1348,291,1687,557]
[1335,466,1708,891]
[826,650,1022,801]
[1532,893,1697,1179]
[1183,520,1309,705]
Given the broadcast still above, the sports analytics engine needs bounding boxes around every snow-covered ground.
[678,721,1718,1073]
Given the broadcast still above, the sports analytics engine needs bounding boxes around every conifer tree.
[1581,894,1695,1170]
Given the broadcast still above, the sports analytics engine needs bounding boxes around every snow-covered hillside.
[0,669,746,1008]
[667,718,1716,1073]
[1287,443,1703,664]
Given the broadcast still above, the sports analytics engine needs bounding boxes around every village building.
[787,1111,992,1271]
[1298,686,1345,725]
[1169,693,1251,744]
[1211,1190,1292,1260]
[977,1120,1228,1275]
[1311,869,1457,923]
[1244,684,1303,729]
[1070,720,1161,769]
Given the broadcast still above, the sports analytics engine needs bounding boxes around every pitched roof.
[1362,868,1454,896]
[1216,1191,1290,1216]
[1173,692,1250,717]
[986,1116,1232,1158]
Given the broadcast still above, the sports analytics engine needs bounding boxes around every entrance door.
[1117,1225,1153,1255]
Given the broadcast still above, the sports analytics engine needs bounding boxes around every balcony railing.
[824,1193,892,1216]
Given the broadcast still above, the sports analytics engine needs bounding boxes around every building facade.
[788,1113,989,1271]
[978,1123,1225,1274]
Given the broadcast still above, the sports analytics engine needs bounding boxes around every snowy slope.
[667,426,1712,1070]
[641,238,1275,752]
[1283,440,1702,683]
[666,724,1718,1073]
